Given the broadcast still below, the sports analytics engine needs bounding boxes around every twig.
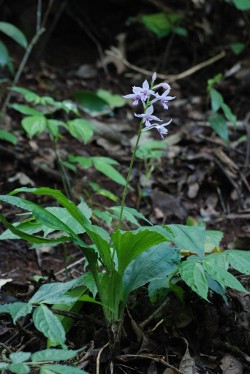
[96,342,109,374]
[106,47,226,82]
[140,296,169,329]
[1,24,45,114]
[116,353,184,374]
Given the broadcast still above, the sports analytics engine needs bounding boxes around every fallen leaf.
[220,354,243,374]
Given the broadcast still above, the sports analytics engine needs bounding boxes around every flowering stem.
[118,121,144,229]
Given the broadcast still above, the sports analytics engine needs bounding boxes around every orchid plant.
[0,74,249,373]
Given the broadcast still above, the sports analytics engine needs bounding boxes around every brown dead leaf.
[179,345,197,374]
[8,172,35,186]
[220,354,243,374]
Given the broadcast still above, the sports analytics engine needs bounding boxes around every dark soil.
[0,0,250,373]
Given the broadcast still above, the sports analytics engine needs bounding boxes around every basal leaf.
[123,243,180,299]
[112,227,167,275]
[0,213,70,245]
[33,305,66,347]
[30,277,82,304]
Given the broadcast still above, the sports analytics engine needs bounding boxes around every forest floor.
[0,3,250,371]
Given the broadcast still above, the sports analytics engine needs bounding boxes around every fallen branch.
[106,47,226,82]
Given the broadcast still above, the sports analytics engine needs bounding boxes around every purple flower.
[135,105,162,127]
[123,80,155,105]
[152,90,175,110]
[143,119,172,139]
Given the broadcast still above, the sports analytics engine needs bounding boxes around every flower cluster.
[124,73,175,139]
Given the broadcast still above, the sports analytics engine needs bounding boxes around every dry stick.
[106,47,226,82]
[96,342,109,374]
[140,296,169,329]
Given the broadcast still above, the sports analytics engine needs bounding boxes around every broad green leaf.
[0,212,70,245]
[100,270,124,321]
[10,352,31,363]
[221,103,237,126]
[51,286,88,337]
[230,42,245,54]
[112,228,167,275]
[179,257,209,300]
[232,0,250,10]
[0,363,8,369]
[0,129,17,144]
[47,120,65,139]
[0,40,8,66]
[110,206,152,226]
[94,188,118,202]
[68,155,92,169]
[67,119,93,144]
[0,302,32,324]
[11,104,42,116]
[203,262,248,293]
[22,116,47,138]
[204,252,229,269]
[123,243,180,299]
[166,224,205,257]
[0,195,79,240]
[206,273,228,303]
[210,88,223,112]
[140,12,183,38]
[96,89,126,109]
[82,272,98,297]
[208,113,228,143]
[0,22,27,48]
[7,363,29,374]
[11,86,40,103]
[33,304,66,347]
[92,157,126,186]
[204,230,224,253]
[10,187,112,267]
[31,349,78,362]
[30,277,82,304]
[225,250,250,275]
[72,91,110,116]
[41,364,89,374]
[173,26,188,36]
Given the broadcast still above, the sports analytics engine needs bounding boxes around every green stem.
[118,120,144,229]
